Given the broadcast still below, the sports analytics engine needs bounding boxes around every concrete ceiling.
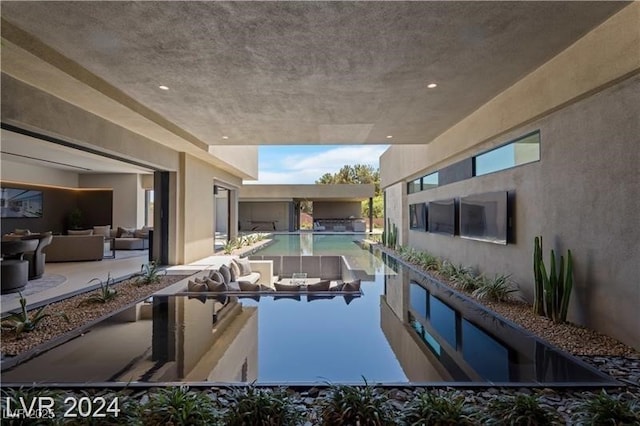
[0,1,629,148]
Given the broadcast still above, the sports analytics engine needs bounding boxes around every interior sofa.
[110,226,151,250]
[44,235,104,262]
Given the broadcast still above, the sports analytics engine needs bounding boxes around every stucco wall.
[313,201,362,219]
[384,182,407,246]
[403,74,640,349]
[1,74,181,172]
[179,153,242,263]
[239,201,290,231]
[1,159,79,188]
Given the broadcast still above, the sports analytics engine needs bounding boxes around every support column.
[369,197,373,232]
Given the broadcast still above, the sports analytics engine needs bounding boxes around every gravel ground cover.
[381,246,639,359]
[1,274,189,357]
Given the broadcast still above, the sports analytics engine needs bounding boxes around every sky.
[245,145,389,184]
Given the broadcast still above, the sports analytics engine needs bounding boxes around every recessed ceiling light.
[222,136,229,140]
[427,83,438,89]
[158,85,169,90]
[386,135,393,139]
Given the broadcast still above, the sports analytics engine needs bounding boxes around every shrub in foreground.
[400,390,475,425]
[319,382,396,425]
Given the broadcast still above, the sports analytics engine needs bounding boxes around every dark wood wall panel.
[1,182,112,235]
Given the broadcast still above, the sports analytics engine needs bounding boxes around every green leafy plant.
[82,273,118,304]
[67,207,83,230]
[533,236,545,316]
[572,390,640,425]
[140,386,218,425]
[401,390,475,425]
[385,218,398,249]
[481,394,560,425]
[135,260,166,285]
[1,293,69,337]
[222,239,236,255]
[472,274,517,302]
[319,380,396,426]
[446,264,482,292]
[220,386,303,426]
[535,236,573,323]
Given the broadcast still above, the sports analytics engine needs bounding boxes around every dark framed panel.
[459,191,511,245]
[428,198,457,236]
[409,203,427,231]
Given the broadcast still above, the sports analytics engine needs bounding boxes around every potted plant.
[67,208,83,230]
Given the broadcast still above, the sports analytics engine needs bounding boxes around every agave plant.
[82,273,118,304]
[140,386,218,426]
[481,393,560,425]
[401,390,476,425]
[449,266,482,292]
[319,380,396,426]
[1,293,69,337]
[572,390,640,425]
[222,239,236,254]
[135,260,166,285]
[220,386,303,426]
[472,274,518,302]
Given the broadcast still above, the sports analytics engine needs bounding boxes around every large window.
[422,171,439,189]
[407,172,438,194]
[407,178,421,194]
[474,131,540,176]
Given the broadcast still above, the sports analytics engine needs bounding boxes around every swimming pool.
[1,238,616,386]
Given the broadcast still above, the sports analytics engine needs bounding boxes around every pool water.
[1,237,616,386]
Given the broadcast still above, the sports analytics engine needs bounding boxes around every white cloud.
[246,145,388,184]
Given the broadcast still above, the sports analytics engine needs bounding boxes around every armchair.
[22,232,53,279]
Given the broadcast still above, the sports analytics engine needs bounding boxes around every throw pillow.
[238,281,260,292]
[187,280,207,292]
[205,278,227,292]
[209,270,225,284]
[227,280,240,291]
[275,282,302,292]
[218,265,232,285]
[68,229,93,235]
[307,280,331,292]
[134,228,149,238]
[229,260,241,280]
[14,229,31,235]
[343,279,361,292]
[233,257,252,276]
[117,226,136,238]
[93,225,111,237]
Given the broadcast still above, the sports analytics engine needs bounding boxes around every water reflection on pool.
[1,245,616,386]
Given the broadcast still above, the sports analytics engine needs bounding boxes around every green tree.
[315,164,382,218]
[316,164,380,196]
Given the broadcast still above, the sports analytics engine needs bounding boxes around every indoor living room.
[0,128,156,307]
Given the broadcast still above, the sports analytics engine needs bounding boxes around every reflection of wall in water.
[160,296,257,381]
[380,296,446,381]
[383,267,406,322]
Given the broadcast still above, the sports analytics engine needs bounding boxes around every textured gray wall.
[404,75,640,349]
